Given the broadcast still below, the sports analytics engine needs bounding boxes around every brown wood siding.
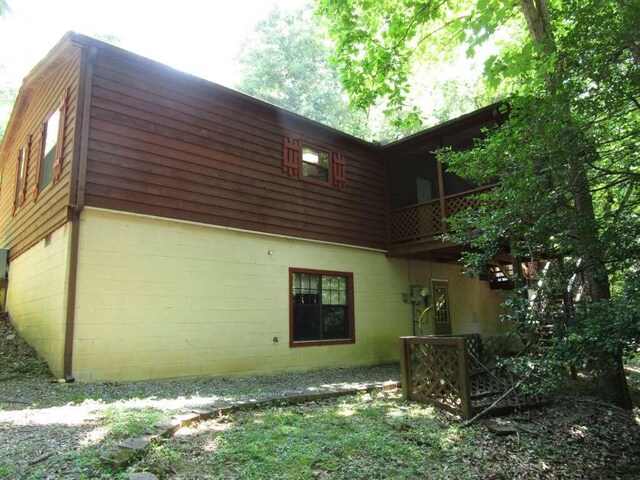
[0,53,81,259]
[85,49,388,249]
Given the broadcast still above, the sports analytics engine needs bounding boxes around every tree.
[319,0,639,408]
[0,0,9,16]
[237,4,494,142]
[0,66,17,143]
[236,6,374,139]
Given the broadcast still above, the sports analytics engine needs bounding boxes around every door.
[432,279,452,335]
[416,177,433,204]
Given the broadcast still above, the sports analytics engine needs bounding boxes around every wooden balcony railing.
[389,185,494,245]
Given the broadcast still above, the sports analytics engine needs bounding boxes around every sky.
[0,0,498,139]
[0,0,307,88]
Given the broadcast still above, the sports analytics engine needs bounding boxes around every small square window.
[301,146,330,183]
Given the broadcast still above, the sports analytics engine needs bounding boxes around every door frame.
[431,278,452,335]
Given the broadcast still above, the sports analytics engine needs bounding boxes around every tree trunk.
[519,0,633,409]
[598,350,633,410]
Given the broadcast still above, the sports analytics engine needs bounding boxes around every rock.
[100,447,136,468]
[481,419,518,436]
[516,423,539,434]
[118,437,151,452]
[154,418,181,437]
[172,412,201,427]
[5,334,15,340]
[128,473,159,480]
[191,408,213,420]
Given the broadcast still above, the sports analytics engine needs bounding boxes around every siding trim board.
[82,206,388,254]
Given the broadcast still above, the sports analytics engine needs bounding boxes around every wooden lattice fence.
[400,336,472,419]
[401,334,539,420]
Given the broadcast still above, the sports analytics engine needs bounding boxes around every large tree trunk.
[519,0,633,409]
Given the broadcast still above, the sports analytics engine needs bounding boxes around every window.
[282,136,347,189]
[301,146,330,183]
[14,146,27,211]
[431,279,452,335]
[38,109,61,193]
[290,268,355,346]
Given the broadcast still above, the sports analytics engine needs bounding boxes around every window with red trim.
[290,268,355,346]
[282,136,347,189]
[301,145,330,183]
[38,108,61,192]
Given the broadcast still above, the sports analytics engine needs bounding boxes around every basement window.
[290,268,355,346]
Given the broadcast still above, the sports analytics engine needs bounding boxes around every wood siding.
[383,105,500,210]
[0,51,81,259]
[85,48,388,250]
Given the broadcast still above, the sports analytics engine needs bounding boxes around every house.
[0,33,510,382]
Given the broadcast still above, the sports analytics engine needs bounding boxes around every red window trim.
[282,135,348,190]
[53,86,71,184]
[289,267,355,348]
[13,147,26,215]
[34,100,64,202]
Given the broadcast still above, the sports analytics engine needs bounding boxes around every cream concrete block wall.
[5,224,71,377]
[73,208,505,382]
[407,261,507,335]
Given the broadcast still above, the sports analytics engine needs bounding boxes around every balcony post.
[436,160,447,233]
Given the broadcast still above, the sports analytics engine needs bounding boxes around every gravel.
[0,363,400,410]
[0,364,400,477]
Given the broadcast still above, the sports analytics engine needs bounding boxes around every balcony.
[388,185,494,257]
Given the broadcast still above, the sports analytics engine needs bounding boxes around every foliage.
[0,78,16,144]
[134,391,640,479]
[319,0,639,406]
[440,0,639,393]
[100,406,165,439]
[317,0,518,111]
[0,314,51,380]
[236,4,436,142]
[236,5,373,139]
[0,0,9,17]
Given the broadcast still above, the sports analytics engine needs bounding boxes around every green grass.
[100,405,166,439]
[139,393,483,479]
[125,391,640,480]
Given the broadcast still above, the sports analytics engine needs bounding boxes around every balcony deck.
[388,185,494,258]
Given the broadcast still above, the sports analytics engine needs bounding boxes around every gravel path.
[0,363,399,410]
[0,364,399,478]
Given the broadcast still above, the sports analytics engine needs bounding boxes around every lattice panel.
[480,334,524,364]
[464,334,483,369]
[389,201,442,244]
[445,194,480,217]
[409,342,462,409]
[471,372,509,399]
[390,207,421,243]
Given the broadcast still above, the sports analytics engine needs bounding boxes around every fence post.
[399,337,411,400]
[457,336,472,420]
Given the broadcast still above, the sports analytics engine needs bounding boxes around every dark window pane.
[322,306,348,339]
[293,305,321,341]
[292,271,352,343]
[301,146,329,182]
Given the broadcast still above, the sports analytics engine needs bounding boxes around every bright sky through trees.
[0,0,306,88]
